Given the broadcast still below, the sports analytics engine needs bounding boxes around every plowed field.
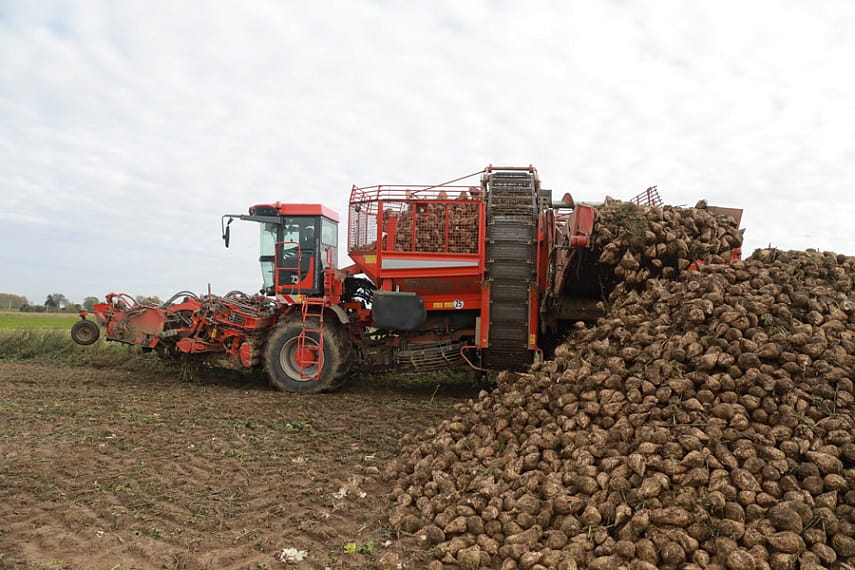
[0,362,471,569]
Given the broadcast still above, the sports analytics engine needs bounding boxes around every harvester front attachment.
[71,291,278,367]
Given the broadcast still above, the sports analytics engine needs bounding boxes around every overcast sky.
[2,1,854,306]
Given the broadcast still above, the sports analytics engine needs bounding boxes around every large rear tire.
[71,319,100,346]
[263,318,350,393]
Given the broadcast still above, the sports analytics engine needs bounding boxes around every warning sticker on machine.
[432,300,465,310]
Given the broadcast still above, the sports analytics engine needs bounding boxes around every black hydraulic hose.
[161,291,201,308]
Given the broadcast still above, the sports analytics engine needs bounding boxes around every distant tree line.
[1,293,162,312]
[0,293,30,310]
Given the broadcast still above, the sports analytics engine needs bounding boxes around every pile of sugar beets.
[385,201,855,569]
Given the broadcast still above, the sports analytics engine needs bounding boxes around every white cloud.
[1,0,854,304]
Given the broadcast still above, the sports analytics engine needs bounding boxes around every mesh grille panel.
[349,187,482,255]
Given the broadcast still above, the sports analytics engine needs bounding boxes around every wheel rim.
[279,336,320,381]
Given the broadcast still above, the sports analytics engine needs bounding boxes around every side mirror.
[222,218,233,248]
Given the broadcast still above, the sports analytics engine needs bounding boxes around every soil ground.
[0,361,475,569]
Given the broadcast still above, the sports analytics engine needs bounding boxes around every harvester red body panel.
[348,183,486,324]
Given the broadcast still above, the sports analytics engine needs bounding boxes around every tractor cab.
[222,203,339,298]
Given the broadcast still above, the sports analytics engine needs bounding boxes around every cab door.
[276,216,321,296]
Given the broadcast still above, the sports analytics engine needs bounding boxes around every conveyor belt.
[482,169,538,369]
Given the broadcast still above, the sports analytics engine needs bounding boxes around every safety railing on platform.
[630,185,663,208]
[349,185,483,255]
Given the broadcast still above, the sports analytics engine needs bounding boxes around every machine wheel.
[327,319,356,388]
[71,319,100,346]
[263,318,349,393]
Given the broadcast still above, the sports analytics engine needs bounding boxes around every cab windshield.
[262,217,317,289]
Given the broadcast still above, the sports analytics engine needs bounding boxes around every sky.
[2,1,854,306]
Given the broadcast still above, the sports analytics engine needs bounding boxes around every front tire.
[263,318,349,393]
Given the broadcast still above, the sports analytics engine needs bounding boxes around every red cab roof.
[250,202,340,222]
